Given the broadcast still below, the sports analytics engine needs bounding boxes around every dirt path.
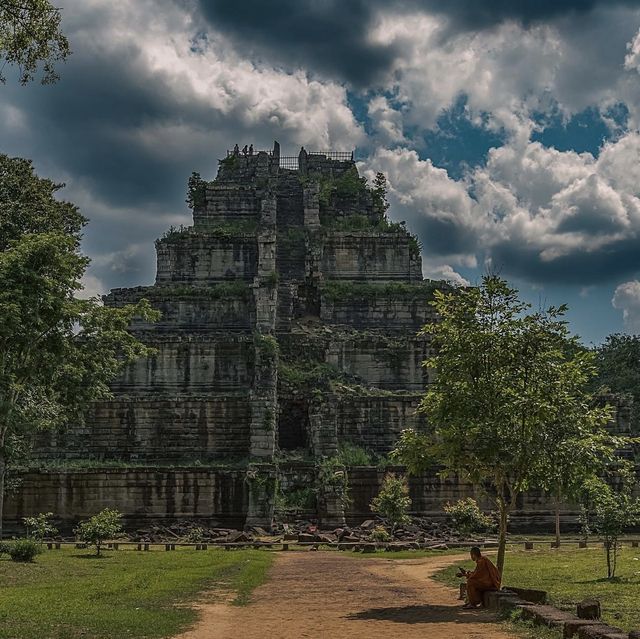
[174,551,517,639]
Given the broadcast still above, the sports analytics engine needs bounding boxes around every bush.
[23,512,58,542]
[75,508,123,556]
[370,473,412,531]
[369,525,391,542]
[0,542,10,556]
[443,498,495,536]
[8,539,42,562]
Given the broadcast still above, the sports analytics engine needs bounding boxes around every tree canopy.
[393,275,615,574]
[0,154,159,536]
[0,0,70,84]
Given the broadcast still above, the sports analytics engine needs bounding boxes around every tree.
[533,419,631,549]
[594,334,640,435]
[0,0,70,84]
[370,472,412,532]
[75,508,123,556]
[393,275,610,574]
[23,511,57,542]
[581,478,640,578]
[0,154,159,537]
[371,172,390,215]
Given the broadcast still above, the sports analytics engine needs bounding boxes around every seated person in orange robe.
[459,546,501,608]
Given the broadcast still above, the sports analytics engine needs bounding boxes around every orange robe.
[466,556,501,605]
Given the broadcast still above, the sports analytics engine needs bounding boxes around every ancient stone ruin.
[5,142,634,533]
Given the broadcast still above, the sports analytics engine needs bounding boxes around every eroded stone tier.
[10,142,633,533]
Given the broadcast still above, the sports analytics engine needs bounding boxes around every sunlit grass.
[0,545,273,639]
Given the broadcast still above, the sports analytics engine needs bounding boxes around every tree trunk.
[0,447,5,540]
[554,495,561,548]
[606,540,612,578]
[496,503,509,576]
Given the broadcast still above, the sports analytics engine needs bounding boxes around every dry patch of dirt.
[174,551,517,639]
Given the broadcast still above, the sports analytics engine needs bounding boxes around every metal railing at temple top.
[225,149,354,170]
[279,156,299,170]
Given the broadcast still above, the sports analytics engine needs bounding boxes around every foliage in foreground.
[75,508,123,556]
[0,154,160,537]
[0,0,70,84]
[393,275,620,575]
[0,546,272,639]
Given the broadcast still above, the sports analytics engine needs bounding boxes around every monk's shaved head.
[470,546,482,558]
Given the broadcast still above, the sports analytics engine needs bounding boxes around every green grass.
[0,545,273,639]
[434,545,640,632]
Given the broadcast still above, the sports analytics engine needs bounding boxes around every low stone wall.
[4,468,249,534]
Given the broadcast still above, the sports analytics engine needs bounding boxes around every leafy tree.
[534,420,632,548]
[0,0,70,84]
[0,154,159,537]
[370,472,412,531]
[75,508,123,556]
[594,334,640,435]
[393,276,610,574]
[185,171,206,210]
[371,171,390,215]
[443,498,494,536]
[581,478,640,578]
[23,511,57,541]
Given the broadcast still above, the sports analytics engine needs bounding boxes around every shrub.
[75,508,123,556]
[23,512,58,542]
[0,542,10,556]
[370,473,412,531]
[8,538,42,562]
[443,498,495,536]
[370,525,392,542]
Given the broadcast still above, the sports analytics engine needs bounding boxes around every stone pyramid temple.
[6,142,632,532]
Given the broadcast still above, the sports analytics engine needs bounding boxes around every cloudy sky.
[4,1,640,343]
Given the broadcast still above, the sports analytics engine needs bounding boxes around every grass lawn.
[434,544,640,633]
[0,545,273,639]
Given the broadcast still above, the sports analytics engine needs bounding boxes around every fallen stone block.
[361,543,377,553]
[576,624,627,639]
[525,541,534,550]
[564,619,610,638]
[503,586,548,604]
[519,604,577,629]
[483,590,515,611]
[577,599,601,620]
[297,533,316,544]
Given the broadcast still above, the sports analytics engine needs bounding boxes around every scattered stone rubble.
[125,515,491,549]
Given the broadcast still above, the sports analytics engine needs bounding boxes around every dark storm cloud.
[490,237,640,285]
[196,0,640,83]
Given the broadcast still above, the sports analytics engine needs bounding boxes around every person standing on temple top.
[233,143,239,155]
[249,144,254,155]
[242,144,248,155]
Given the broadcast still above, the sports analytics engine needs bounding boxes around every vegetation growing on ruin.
[278,361,350,392]
[160,220,257,241]
[0,546,273,638]
[143,281,251,300]
[321,280,446,302]
[185,171,207,209]
[274,484,316,517]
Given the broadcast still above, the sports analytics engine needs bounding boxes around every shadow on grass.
[346,604,497,625]
[69,553,111,560]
